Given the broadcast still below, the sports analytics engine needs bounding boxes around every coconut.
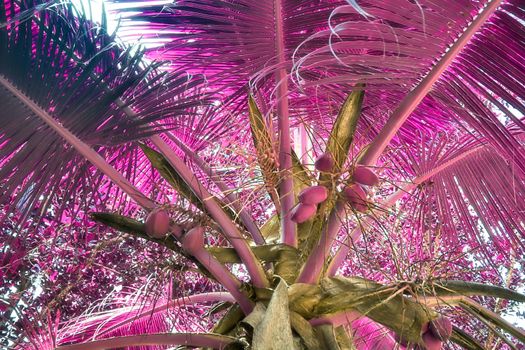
[145,208,171,238]
[342,184,368,212]
[290,203,316,223]
[314,153,334,172]
[352,165,379,186]
[429,317,452,341]
[422,331,443,350]
[298,186,328,205]
[182,226,205,252]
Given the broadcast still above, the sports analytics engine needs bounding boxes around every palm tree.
[1,0,525,349]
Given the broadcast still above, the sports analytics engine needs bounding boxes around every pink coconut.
[352,165,379,186]
[290,203,316,223]
[145,208,171,238]
[422,331,443,350]
[429,317,452,341]
[342,184,368,212]
[298,186,328,205]
[182,226,205,252]
[315,153,334,172]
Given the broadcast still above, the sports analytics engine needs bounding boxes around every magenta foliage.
[350,317,398,350]
[1,0,525,349]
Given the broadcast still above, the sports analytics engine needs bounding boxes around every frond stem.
[180,237,254,314]
[296,201,345,284]
[54,333,236,350]
[0,75,155,210]
[275,0,296,247]
[150,136,269,289]
[168,135,265,245]
[358,0,501,166]
[327,144,485,275]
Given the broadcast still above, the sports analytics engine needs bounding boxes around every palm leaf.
[460,299,525,343]
[428,280,525,302]
[301,86,364,257]
[54,332,236,350]
[108,0,525,178]
[0,0,204,223]
[321,84,365,177]
[450,326,485,350]
[57,291,234,345]
[408,145,525,259]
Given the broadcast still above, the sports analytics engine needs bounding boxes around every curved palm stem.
[168,134,265,244]
[0,75,155,211]
[327,144,485,276]
[178,237,254,314]
[150,136,269,289]
[358,0,502,166]
[275,0,296,247]
[112,97,268,287]
[55,333,236,350]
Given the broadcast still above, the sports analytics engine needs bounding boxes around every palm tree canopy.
[1,0,524,349]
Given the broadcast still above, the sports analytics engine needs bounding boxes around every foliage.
[1,0,525,349]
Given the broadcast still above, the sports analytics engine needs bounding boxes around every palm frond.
[57,291,233,346]
[401,142,525,260]
[0,0,206,221]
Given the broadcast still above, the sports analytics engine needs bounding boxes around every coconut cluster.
[290,152,334,223]
[291,186,329,223]
[290,152,381,222]
[343,165,379,212]
[144,207,206,254]
[145,208,188,239]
